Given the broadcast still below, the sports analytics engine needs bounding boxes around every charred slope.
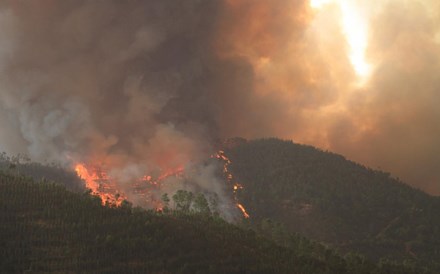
[0,172,405,274]
[226,138,440,269]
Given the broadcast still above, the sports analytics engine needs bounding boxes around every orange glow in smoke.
[310,0,372,80]
[75,149,249,218]
[74,162,185,208]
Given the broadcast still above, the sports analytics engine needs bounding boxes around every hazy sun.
[311,0,372,81]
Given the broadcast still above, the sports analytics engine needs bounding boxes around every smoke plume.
[0,0,439,197]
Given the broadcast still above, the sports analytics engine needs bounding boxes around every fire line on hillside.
[75,150,250,219]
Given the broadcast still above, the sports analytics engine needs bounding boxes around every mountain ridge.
[1,170,423,273]
[224,138,440,269]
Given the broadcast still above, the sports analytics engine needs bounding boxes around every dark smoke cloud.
[0,0,439,196]
[0,0,254,215]
[0,0,224,170]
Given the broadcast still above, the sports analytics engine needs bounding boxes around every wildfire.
[212,150,250,219]
[74,150,249,219]
[74,163,127,206]
[237,203,250,218]
[157,166,185,181]
[75,163,99,193]
[74,162,185,208]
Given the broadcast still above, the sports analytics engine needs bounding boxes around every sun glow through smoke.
[311,0,372,81]
[310,0,331,9]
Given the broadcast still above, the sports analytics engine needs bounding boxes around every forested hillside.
[0,171,425,273]
[0,152,84,192]
[225,138,440,271]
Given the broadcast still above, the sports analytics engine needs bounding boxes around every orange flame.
[212,150,250,219]
[74,163,185,208]
[237,203,250,218]
[75,163,99,193]
[74,163,127,206]
[75,150,248,218]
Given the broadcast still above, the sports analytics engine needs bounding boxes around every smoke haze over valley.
[0,0,439,196]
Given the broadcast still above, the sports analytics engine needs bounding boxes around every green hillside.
[225,138,440,270]
[0,171,424,273]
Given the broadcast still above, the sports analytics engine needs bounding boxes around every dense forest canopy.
[224,138,440,270]
[1,138,439,273]
[0,169,431,273]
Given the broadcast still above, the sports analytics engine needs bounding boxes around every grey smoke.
[0,0,439,200]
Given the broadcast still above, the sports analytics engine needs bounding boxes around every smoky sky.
[0,0,439,195]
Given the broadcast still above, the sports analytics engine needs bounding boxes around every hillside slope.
[225,138,440,269]
[1,171,402,274]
